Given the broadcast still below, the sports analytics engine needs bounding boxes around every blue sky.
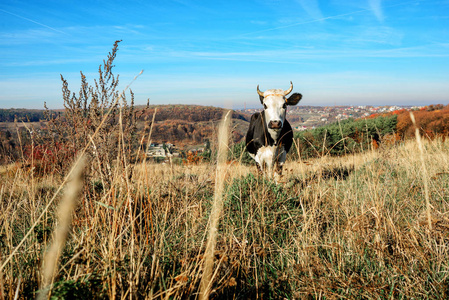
[0,0,448,109]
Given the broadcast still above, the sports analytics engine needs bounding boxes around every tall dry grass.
[199,110,231,299]
[1,130,449,298]
[37,155,86,300]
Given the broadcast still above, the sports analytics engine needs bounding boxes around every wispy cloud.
[0,9,67,35]
[160,43,449,65]
[238,7,370,37]
[351,26,403,46]
[250,20,267,26]
[296,0,324,20]
[2,58,96,67]
[238,1,416,37]
[369,0,384,22]
[0,28,62,46]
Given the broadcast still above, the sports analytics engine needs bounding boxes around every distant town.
[144,105,426,161]
[0,104,429,162]
[236,105,424,131]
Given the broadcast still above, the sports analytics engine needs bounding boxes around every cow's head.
[257,81,302,139]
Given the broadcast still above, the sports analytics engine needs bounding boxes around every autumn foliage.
[372,104,449,139]
[292,104,449,160]
[396,105,449,139]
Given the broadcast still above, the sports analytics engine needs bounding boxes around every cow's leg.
[273,163,283,183]
[275,163,283,176]
[273,147,287,183]
[254,146,276,178]
[256,162,264,176]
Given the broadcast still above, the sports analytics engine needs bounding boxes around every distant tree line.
[3,102,449,166]
[0,109,60,122]
[140,105,249,123]
[293,115,398,159]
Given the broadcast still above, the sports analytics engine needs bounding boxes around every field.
[1,42,448,299]
[1,127,449,298]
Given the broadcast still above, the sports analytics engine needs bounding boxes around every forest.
[288,104,449,160]
[0,108,51,122]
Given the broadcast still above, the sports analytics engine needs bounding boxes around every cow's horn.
[257,85,264,97]
[284,81,293,96]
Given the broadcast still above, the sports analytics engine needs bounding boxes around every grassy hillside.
[2,41,448,299]
[1,134,449,298]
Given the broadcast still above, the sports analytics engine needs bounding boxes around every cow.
[245,82,302,180]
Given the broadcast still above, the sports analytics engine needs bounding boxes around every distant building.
[146,142,177,158]
[146,146,166,157]
[295,126,308,131]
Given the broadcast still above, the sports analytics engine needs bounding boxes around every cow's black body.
[245,111,294,157]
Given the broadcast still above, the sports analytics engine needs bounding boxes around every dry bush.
[40,40,138,186]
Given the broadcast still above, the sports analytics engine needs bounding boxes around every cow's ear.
[286,93,302,106]
[259,95,264,104]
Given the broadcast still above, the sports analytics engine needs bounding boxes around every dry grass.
[199,110,231,299]
[1,133,449,298]
[38,155,86,300]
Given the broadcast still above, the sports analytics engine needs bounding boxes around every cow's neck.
[261,111,281,145]
[268,128,281,142]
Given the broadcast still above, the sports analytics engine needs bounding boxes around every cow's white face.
[257,82,302,141]
[261,90,288,139]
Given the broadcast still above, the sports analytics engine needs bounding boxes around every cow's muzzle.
[268,120,282,130]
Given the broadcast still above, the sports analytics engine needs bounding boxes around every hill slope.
[136,105,251,146]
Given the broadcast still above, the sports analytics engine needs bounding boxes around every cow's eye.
[263,104,267,109]
[283,103,287,109]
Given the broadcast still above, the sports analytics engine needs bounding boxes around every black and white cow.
[245,82,302,179]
